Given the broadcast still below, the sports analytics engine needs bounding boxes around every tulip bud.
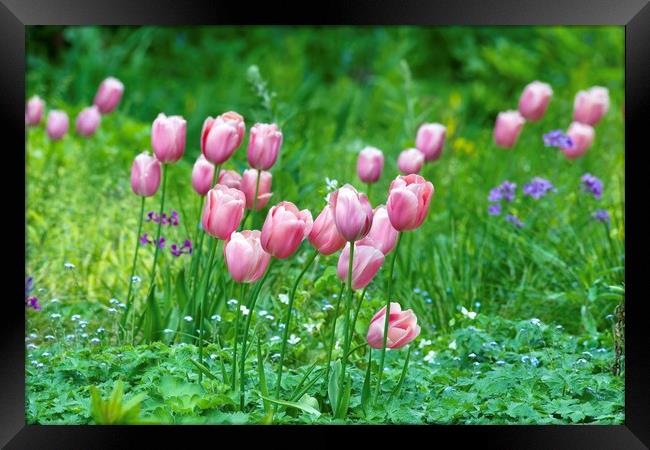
[247,123,283,170]
[201,111,245,165]
[191,154,215,196]
[152,113,186,163]
[397,148,425,175]
[357,147,384,183]
[131,151,161,197]
[25,96,45,127]
[387,174,434,231]
[518,81,553,122]
[561,122,595,159]
[494,111,525,148]
[573,86,610,126]
[75,106,101,137]
[218,169,243,190]
[336,241,385,290]
[224,230,271,283]
[366,302,420,349]
[261,201,313,259]
[46,110,69,141]
[241,169,273,210]
[308,204,347,255]
[357,205,399,254]
[329,184,373,242]
[93,77,124,114]
[415,123,446,161]
[201,185,246,240]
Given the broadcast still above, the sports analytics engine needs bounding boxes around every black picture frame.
[4,0,648,447]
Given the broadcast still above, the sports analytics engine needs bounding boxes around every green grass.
[26,26,624,424]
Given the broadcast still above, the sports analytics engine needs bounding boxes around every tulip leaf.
[361,350,373,415]
[258,394,321,418]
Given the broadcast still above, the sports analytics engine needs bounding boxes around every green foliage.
[89,380,148,424]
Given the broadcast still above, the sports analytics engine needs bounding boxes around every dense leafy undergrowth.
[27,313,623,425]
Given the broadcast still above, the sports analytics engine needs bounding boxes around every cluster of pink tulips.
[493,80,609,159]
[26,77,124,141]
[126,103,434,417]
[355,122,445,196]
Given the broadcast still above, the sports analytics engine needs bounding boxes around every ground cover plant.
[25,26,624,425]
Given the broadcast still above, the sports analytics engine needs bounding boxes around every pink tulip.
[358,205,398,255]
[75,106,101,137]
[152,113,186,163]
[93,77,124,114]
[386,174,434,231]
[573,86,610,126]
[201,111,245,165]
[561,122,595,159]
[308,204,347,255]
[357,147,384,183]
[247,123,283,170]
[415,123,446,161]
[366,302,421,349]
[494,110,525,148]
[241,169,273,210]
[201,184,246,240]
[46,110,69,141]
[25,96,45,127]
[224,230,271,283]
[336,241,385,290]
[130,151,161,197]
[218,169,243,190]
[518,81,553,122]
[397,148,425,175]
[261,201,313,259]
[329,184,373,242]
[191,154,215,196]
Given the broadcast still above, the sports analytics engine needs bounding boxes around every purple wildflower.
[487,180,517,203]
[592,209,610,223]
[170,244,182,257]
[25,277,34,298]
[27,296,41,310]
[146,211,155,222]
[581,173,604,200]
[170,239,193,257]
[523,177,556,200]
[158,237,166,249]
[139,233,152,245]
[505,214,524,228]
[488,204,502,216]
[543,130,573,149]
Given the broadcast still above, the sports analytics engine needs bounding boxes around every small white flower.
[210,354,217,360]
[288,334,301,345]
[97,327,105,334]
[184,316,193,322]
[50,313,61,320]
[468,353,477,359]
[163,328,174,334]
[418,339,432,349]
[448,340,457,350]
[131,276,141,284]
[79,321,88,328]
[50,298,60,303]
[265,315,275,321]
[530,318,542,327]
[211,314,222,322]
[270,336,281,343]
[90,338,101,345]
[335,340,341,350]
[71,314,81,321]
[424,350,437,363]
[29,333,38,339]
[109,298,120,305]
[81,333,89,338]
[322,303,334,311]
[279,323,286,329]
[271,353,281,360]
[258,310,268,317]
[325,177,338,191]
[227,298,239,306]
[461,306,477,320]
[118,303,127,309]
[108,308,118,313]
[240,305,250,316]
[27,344,38,350]
[496,360,506,366]
[304,323,317,334]
[64,262,76,270]
[45,335,55,341]
[279,294,289,305]
[65,334,75,341]
[413,287,421,294]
